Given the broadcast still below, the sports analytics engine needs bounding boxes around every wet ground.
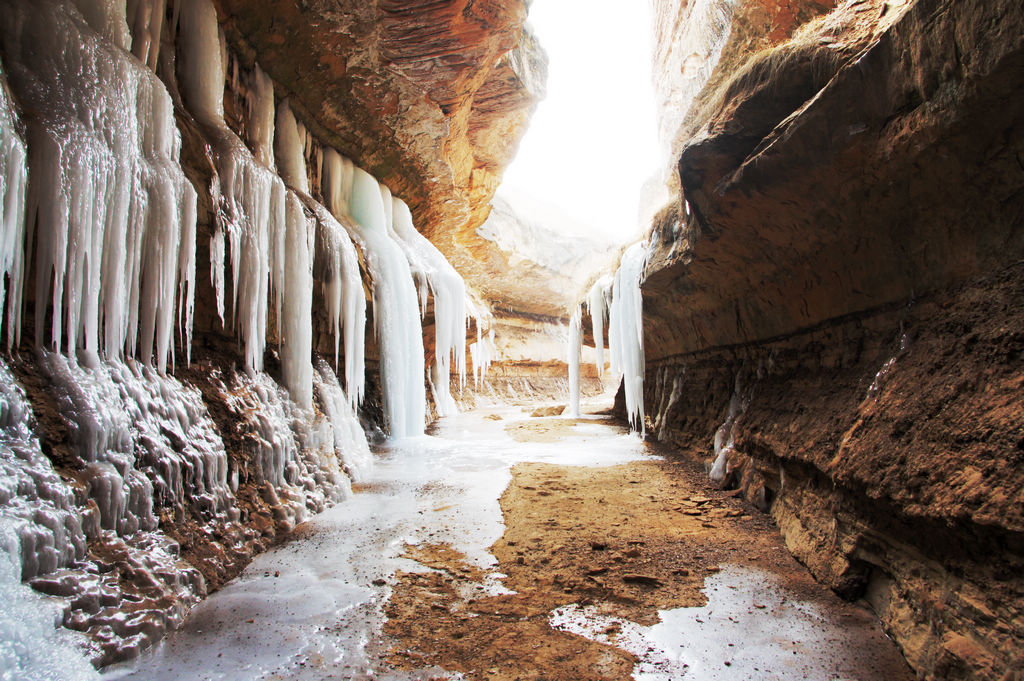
[105,401,912,680]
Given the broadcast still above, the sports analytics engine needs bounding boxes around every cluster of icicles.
[0,0,491,672]
[567,243,647,434]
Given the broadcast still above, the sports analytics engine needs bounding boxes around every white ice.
[347,168,426,438]
[609,242,648,435]
[388,197,468,418]
[566,304,582,418]
[0,0,198,371]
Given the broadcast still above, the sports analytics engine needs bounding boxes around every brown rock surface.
[210,0,546,275]
[643,0,1024,678]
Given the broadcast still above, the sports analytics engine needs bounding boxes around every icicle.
[469,324,494,390]
[1,0,197,371]
[348,168,425,438]
[126,0,167,72]
[279,193,314,410]
[248,64,276,168]
[0,67,27,351]
[587,275,613,379]
[311,203,365,408]
[608,242,648,435]
[567,304,582,418]
[274,100,308,194]
[177,0,226,125]
[388,197,467,417]
[179,0,287,373]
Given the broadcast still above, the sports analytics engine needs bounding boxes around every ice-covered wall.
[0,0,479,667]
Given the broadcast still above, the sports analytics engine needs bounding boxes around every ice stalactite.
[587,275,613,379]
[0,66,27,352]
[312,200,366,409]
[388,197,468,417]
[272,100,317,410]
[280,194,315,410]
[566,305,582,418]
[609,242,648,436]
[348,168,426,437]
[179,0,288,374]
[0,0,198,372]
[126,0,167,72]
[469,323,495,390]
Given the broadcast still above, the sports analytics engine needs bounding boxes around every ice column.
[348,168,425,437]
[312,200,366,408]
[567,305,582,418]
[608,242,648,435]
[469,324,495,390]
[0,67,27,351]
[179,0,287,373]
[587,275,613,379]
[280,195,314,409]
[0,0,198,371]
[388,197,467,417]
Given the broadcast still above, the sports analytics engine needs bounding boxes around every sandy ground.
[382,411,914,681]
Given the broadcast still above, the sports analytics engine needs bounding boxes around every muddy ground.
[383,414,914,680]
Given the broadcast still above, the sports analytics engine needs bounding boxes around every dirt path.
[384,413,914,680]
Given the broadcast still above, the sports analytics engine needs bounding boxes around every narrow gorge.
[0,1,1020,680]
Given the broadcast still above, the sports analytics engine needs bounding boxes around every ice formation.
[470,324,495,390]
[179,0,288,373]
[388,197,468,417]
[0,65,27,352]
[0,0,198,371]
[566,305,582,418]
[312,200,366,408]
[314,359,373,482]
[0,520,100,681]
[608,242,648,435]
[347,168,426,438]
[280,194,315,409]
[587,275,613,379]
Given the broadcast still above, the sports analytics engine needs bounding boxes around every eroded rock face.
[210,0,546,267]
[645,0,1024,678]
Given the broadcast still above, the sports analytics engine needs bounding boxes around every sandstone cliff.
[644,0,1024,678]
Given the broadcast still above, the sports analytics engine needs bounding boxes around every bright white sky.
[501,0,662,245]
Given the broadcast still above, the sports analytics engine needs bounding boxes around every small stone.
[372,578,386,586]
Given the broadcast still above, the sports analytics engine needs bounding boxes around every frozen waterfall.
[388,197,468,417]
[587,275,613,379]
[0,0,197,371]
[567,305,582,418]
[608,243,648,435]
[347,169,426,438]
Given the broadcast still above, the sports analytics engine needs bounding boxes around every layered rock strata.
[644,0,1024,678]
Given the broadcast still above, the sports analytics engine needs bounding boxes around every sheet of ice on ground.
[551,564,891,681]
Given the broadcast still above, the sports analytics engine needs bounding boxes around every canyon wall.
[644,0,1024,678]
[0,0,549,665]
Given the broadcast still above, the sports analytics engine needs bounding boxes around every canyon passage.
[0,0,1021,680]
[106,401,913,680]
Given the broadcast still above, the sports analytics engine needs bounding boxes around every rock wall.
[645,0,1024,678]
